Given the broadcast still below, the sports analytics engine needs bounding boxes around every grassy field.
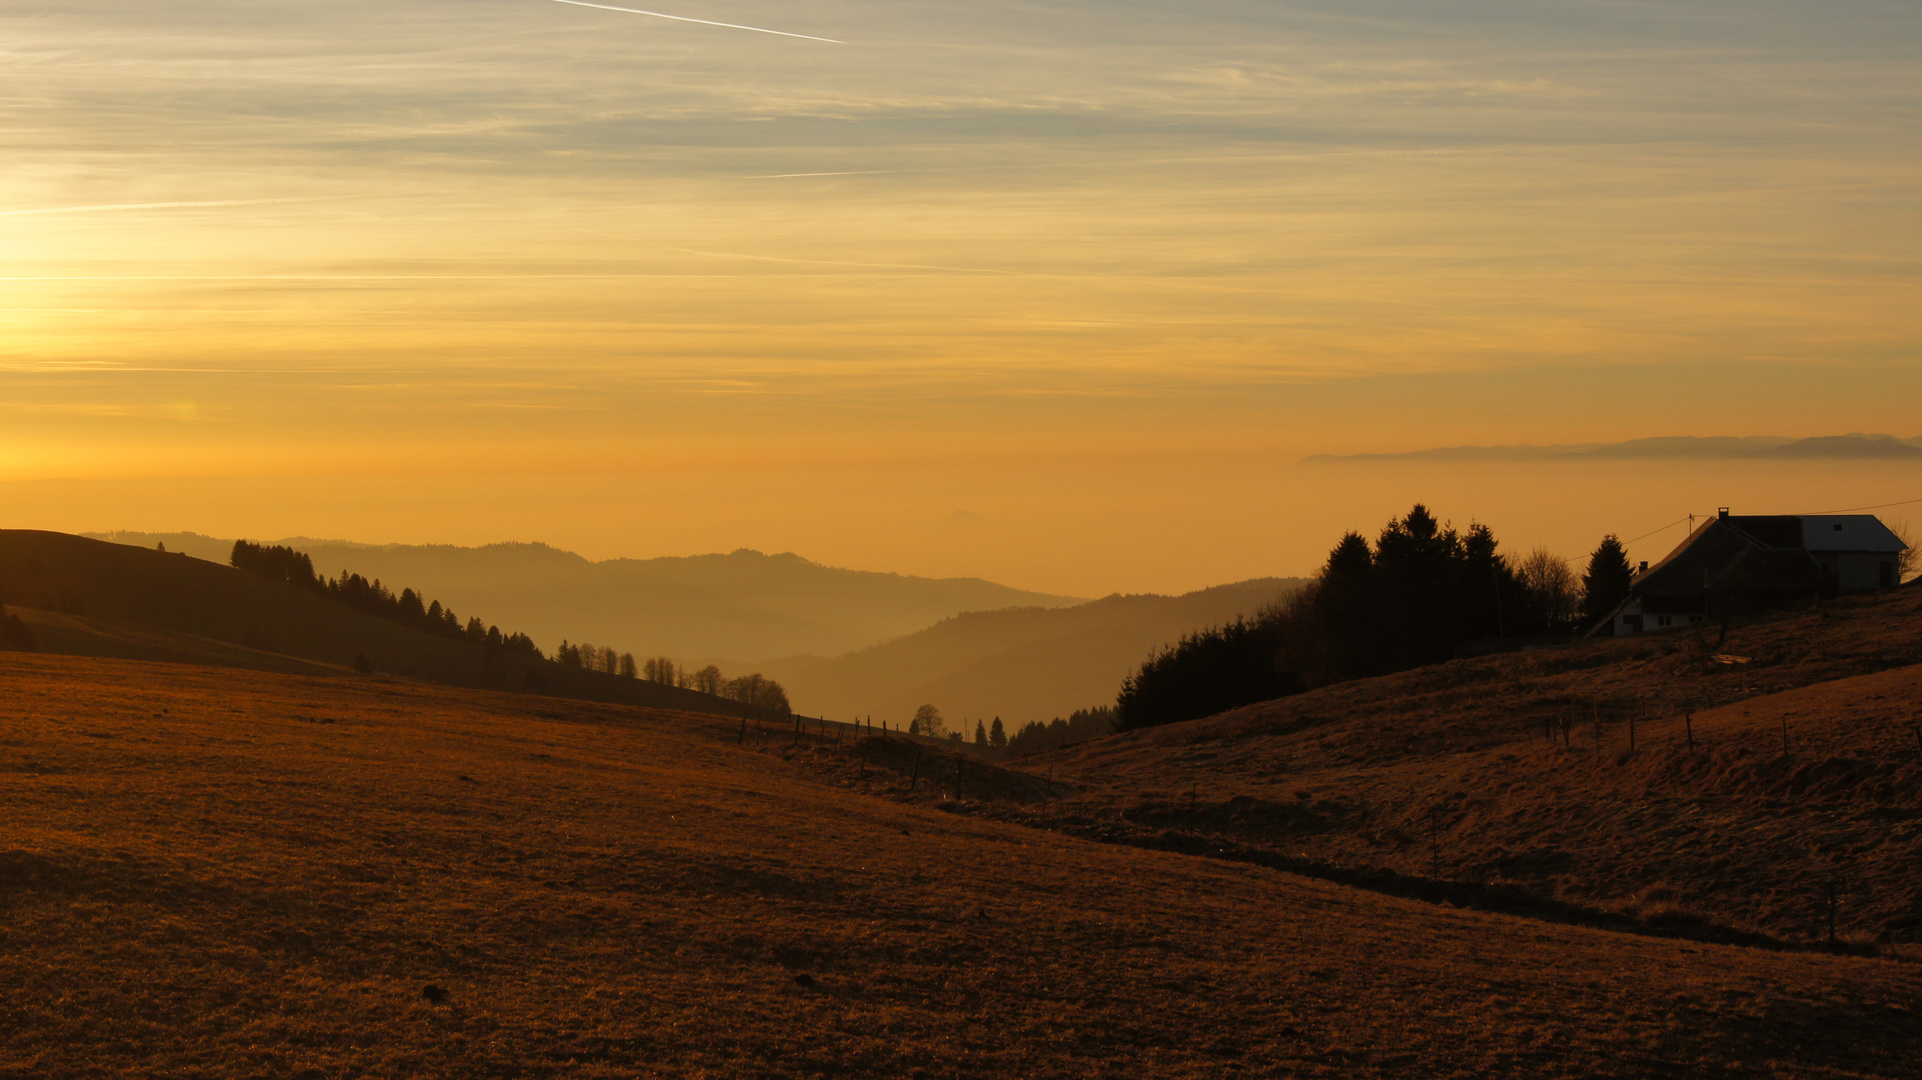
[1014,584,1922,945]
[3,652,1921,1077]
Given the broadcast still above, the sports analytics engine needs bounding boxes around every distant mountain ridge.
[84,532,1084,663]
[1307,433,1922,463]
[757,578,1307,728]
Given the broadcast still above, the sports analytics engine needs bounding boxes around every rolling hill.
[85,531,1084,663]
[3,650,1919,1077]
[757,578,1306,728]
[0,529,774,719]
[1007,580,1922,945]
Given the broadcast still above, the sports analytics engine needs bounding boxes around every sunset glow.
[5,0,1919,590]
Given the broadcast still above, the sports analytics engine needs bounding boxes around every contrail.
[550,0,843,43]
[0,196,354,218]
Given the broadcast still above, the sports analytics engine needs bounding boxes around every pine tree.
[1580,534,1634,627]
[989,717,1006,748]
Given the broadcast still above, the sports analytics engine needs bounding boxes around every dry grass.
[1016,585,1922,945]
[3,653,1921,1077]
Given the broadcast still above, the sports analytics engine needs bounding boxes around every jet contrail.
[0,196,354,218]
[550,0,843,43]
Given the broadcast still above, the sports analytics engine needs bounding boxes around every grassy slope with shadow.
[0,529,778,720]
[3,651,1922,1078]
[1012,583,1922,945]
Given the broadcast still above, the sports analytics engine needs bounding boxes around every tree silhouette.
[989,716,1006,748]
[229,539,544,659]
[1005,707,1113,755]
[1581,534,1634,627]
[1517,547,1581,631]
[911,704,944,739]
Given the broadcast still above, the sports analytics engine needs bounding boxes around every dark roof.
[1721,515,1804,548]
[1631,518,1819,601]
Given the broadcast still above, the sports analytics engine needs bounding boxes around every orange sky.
[4,0,1919,594]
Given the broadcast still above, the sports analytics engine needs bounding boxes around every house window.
[1657,616,1673,627]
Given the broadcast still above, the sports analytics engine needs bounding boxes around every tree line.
[1005,706,1113,755]
[232,539,541,658]
[899,703,1113,756]
[1114,504,1635,732]
[232,540,794,711]
[549,645,790,713]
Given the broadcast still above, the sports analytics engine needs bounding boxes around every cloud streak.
[0,197,356,218]
[548,0,844,44]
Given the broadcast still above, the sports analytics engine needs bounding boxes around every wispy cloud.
[548,0,843,44]
[0,196,358,218]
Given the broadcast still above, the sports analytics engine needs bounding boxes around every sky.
[3,0,1919,595]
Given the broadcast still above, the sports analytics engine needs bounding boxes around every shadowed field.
[2,653,1921,1077]
[1017,584,1922,944]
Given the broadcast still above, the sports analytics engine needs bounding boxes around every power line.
[1795,495,1922,515]
[1559,515,1692,564]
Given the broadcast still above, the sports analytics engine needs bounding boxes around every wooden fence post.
[738,717,746,745]
[909,747,921,792]
[1685,712,1695,750]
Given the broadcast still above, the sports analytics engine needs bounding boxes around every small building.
[1607,508,1907,635]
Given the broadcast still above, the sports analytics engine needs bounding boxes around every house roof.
[1799,515,1906,553]
[1721,515,1803,548]
[1628,511,1904,602]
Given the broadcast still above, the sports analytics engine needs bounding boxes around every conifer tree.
[1580,534,1634,627]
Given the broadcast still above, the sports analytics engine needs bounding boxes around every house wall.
[1614,597,1704,635]
[1814,551,1899,591]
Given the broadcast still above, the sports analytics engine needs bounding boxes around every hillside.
[1008,582,1922,944]
[86,532,1084,662]
[759,578,1305,727]
[3,651,1920,1077]
[0,530,773,719]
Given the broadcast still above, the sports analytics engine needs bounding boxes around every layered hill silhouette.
[86,531,1082,662]
[0,530,777,719]
[758,578,1305,727]
[1309,432,1922,462]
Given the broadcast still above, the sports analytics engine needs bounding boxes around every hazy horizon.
[17,453,1921,596]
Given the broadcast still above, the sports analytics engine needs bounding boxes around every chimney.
[1717,507,1730,520]
[1639,561,1648,573]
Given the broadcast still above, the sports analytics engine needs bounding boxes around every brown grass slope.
[3,652,1921,1078]
[1022,583,1922,945]
[0,530,769,719]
